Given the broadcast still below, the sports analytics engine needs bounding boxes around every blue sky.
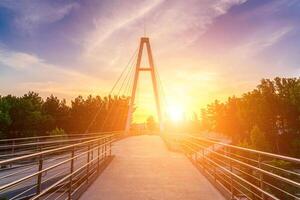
[0,0,300,120]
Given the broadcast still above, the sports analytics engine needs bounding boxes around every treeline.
[201,77,300,158]
[0,92,129,138]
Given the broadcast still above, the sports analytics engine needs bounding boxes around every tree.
[146,116,157,131]
[0,97,12,138]
[249,125,271,151]
[42,95,69,131]
[0,92,130,139]
[200,77,300,157]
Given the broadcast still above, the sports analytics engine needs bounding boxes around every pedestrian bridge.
[0,132,299,200]
[80,135,224,200]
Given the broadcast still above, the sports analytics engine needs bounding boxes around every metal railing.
[0,133,117,200]
[0,132,122,161]
[170,134,300,200]
[0,131,121,146]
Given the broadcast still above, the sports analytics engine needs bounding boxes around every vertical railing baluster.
[36,138,40,152]
[104,137,107,159]
[91,141,94,170]
[97,139,100,173]
[229,148,234,200]
[202,148,205,170]
[68,147,75,200]
[87,143,90,184]
[11,140,15,168]
[258,154,265,200]
[37,152,43,195]
[101,138,104,160]
[11,140,15,156]
[212,144,217,182]
[109,135,112,156]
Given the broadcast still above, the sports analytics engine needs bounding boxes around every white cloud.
[213,0,247,15]
[0,46,109,97]
[0,1,79,33]
[80,0,248,74]
[233,26,293,58]
[84,0,164,57]
[0,50,40,69]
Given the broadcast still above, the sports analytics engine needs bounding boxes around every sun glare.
[167,104,184,122]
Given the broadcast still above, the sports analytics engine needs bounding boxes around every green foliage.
[48,127,66,136]
[290,138,300,157]
[146,116,157,131]
[249,125,271,151]
[201,77,300,157]
[0,97,12,138]
[0,92,130,139]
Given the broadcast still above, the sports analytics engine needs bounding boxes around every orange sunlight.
[167,103,184,122]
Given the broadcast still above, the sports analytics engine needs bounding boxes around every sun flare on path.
[167,103,185,122]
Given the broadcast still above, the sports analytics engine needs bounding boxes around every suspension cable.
[99,49,138,131]
[154,65,168,119]
[110,59,136,130]
[84,48,138,133]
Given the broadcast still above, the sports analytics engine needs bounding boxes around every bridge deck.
[80,135,225,200]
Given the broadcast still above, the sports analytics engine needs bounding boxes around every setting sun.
[167,104,184,122]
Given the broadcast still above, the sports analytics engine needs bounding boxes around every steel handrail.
[0,131,121,143]
[30,153,104,200]
[182,141,279,200]
[0,141,110,192]
[0,133,116,200]
[0,139,111,192]
[183,144,272,199]
[216,146,300,176]
[185,134,300,164]
[183,140,299,199]
[184,138,297,175]
[173,134,300,200]
[187,137,300,178]
[183,138,300,188]
[0,134,113,166]
[0,135,111,149]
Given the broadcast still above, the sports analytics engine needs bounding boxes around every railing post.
[109,136,112,156]
[91,141,94,167]
[104,137,107,159]
[11,140,15,155]
[97,139,100,172]
[11,140,15,168]
[202,148,205,170]
[93,141,96,172]
[36,138,40,152]
[87,143,90,184]
[36,153,43,196]
[229,151,234,200]
[101,138,104,160]
[212,144,217,182]
[68,147,75,200]
[258,154,265,200]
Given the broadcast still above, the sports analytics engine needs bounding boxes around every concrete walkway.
[80,135,225,200]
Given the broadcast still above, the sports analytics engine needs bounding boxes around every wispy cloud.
[0,49,40,69]
[213,0,247,15]
[0,0,79,34]
[84,0,164,57]
[0,46,108,97]
[233,26,293,58]
[81,0,249,73]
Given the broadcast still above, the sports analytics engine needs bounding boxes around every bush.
[48,127,66,136]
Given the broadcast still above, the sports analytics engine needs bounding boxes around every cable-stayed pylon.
[125,37,163,133]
